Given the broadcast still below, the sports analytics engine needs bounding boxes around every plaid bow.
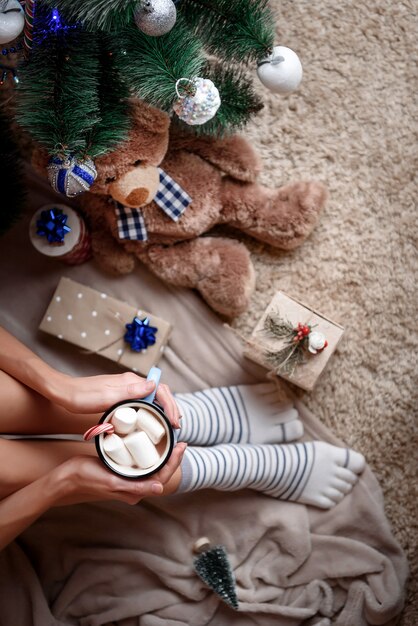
[115,168,192,241]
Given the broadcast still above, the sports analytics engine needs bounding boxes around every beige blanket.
[0,173,408,625]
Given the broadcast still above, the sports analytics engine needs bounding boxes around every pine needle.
[179,0,274,63]
[41,0,137,32]
[261,311,308,376]
[116,17,205,110]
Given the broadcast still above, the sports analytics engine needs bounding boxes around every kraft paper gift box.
[39,277,172,375]
[243,291,344,391]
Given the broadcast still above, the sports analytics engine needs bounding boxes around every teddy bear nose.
[125,188,150,206]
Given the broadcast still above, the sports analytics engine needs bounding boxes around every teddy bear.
[34,99,327,317]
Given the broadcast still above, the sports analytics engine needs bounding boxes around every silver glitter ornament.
[47,155,97,197]
[134,0,176,37]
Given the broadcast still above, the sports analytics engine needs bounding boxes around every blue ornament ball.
[47,155,97,197]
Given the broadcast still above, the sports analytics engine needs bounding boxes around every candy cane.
[23,0,35,56]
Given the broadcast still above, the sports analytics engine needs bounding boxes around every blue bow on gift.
[124,316,158,352]
[36,207,71,243]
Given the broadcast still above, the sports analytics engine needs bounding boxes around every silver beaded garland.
[134,0,177,37]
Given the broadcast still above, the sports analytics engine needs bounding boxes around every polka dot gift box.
[39,277,172,375]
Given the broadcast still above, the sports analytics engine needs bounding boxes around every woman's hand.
[0,328,181,428]
[0,443,187,550]
[53,442,187,506]
[55,372,181,428]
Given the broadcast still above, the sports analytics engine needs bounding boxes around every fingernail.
[151,482,163,494]
[144,381,155,391]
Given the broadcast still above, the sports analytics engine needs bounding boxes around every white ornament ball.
[257,46,303,94]
[308,331,327,354]
[134,0,177,37]
[173,77,221,126]
[0,0,24,45]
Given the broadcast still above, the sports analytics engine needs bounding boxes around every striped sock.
[177,441,366,509]
[175,383,303,445]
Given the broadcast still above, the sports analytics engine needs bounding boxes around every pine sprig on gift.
[264,344,305,376]
[261,311,314,376]
[264,313,295,338]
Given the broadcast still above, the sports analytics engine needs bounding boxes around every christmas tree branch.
[16,27,101,158]
[41,0,137,32]
[116,18,205,110]
[86,38,131,158]
[179,0,274,63]
[183,63,263,135]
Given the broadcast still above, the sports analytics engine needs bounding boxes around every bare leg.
[0,370,98,435]
[0,437,182,501]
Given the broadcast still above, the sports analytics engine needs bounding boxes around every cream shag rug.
[234,1,417,623]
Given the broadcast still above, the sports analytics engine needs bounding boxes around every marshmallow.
[124,431,160,469]
[136,408,166,444]
[102,434,134,466]
[111,407,137,435]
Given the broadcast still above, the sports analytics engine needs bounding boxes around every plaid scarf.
[115,168,191,242]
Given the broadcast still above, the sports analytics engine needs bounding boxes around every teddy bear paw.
[275,180,327,250]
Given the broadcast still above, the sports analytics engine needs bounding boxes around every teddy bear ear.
[94,98,170,181]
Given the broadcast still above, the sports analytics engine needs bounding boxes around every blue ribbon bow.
[36,207,71,243]
[124,316,158,352]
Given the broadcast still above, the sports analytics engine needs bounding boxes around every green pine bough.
[86,37,131,158]
[190,64,263,135]
[41,0,275,62]
[41,0,138,32]
[115,18,205,111]
[17,0,277,160]
[180,0,274,63]
[16,29,131,160]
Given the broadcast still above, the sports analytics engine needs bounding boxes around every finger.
[112,477,164,498]
[115,483,163,504]
[125,377,156,399]
[154,442,187,483]
[155,384,181,428]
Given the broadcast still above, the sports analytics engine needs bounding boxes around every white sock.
[177,441,366,509]
[175,383,303,445]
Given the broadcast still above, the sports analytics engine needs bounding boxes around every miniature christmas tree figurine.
[193,537,239,610]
